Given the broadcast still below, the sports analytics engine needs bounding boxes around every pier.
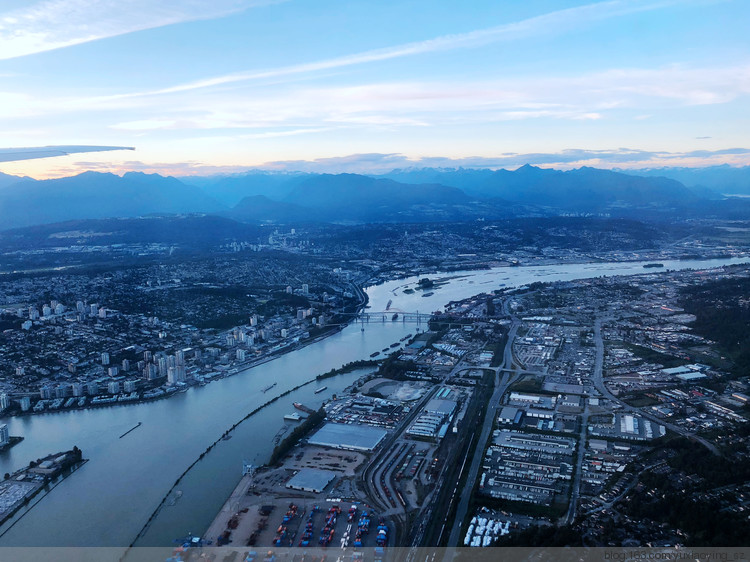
[119,422,142,439]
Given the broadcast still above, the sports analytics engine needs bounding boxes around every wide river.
[0,257,745,546]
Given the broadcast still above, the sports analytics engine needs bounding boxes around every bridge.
[339,310,433,325]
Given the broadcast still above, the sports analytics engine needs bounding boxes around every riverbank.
[3,256,746,548]
[0,437,23,453]
[128,368,362,547]
[2,323,353,421]
[363,251,749,291]
[0,448,86,533]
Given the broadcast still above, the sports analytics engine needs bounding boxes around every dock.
[119,422,142,439]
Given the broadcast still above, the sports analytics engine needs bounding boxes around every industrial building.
[286,468,336,493]
[308,422,387,452]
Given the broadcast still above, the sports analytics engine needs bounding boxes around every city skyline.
[1,0,749,178]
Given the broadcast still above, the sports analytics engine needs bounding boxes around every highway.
[445,319,521,548]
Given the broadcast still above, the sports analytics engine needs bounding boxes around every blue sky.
[1,0,749,177]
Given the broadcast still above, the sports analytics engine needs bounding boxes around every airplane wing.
[0,145,134,163]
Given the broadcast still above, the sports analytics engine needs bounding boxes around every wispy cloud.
[32,147,750,179]
[0,0,280,60]
[249,148,750,174]
[120,0,690,97]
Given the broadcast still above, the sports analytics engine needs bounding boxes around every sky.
[1,0,749,178]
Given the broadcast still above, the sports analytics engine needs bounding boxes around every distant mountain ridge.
[0,165,746,230]
[622,165,750,196]
[377,165,699,211]
[0,171,225,229]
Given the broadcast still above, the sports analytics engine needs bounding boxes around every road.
[445,320,521,548]
[591,317,720,456]
[564,408,589,525]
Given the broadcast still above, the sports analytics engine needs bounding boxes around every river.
[0,256,745,546]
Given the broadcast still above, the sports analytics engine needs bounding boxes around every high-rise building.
[86,382,99,396]
[76,301,85,312]
[123,380,137,393]
[90,303,99,316]
[236,349,246,361]
[122,359,130,371]
[29,307,39,320]
[0,394,10,410]
[108,366,119,377]
[302,283,309,294]
[54,303,65,315]
[101,352,110,365]
[39,385,53,399]
[143,350,152,362]
[143,364,158,380]
[42,305,52,317]
[19,396,31,412]
[72,383,85,397]
[55,385,70,399]
[175,349,185,366]
[0,424,9,446]
[107,381,120,395]
[98,307,107,319]
[167,365,186,385]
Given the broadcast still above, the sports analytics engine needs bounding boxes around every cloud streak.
[250,148,750,174]
[47,148,748,179]
[120,0,689,98]
[0,0,279,60]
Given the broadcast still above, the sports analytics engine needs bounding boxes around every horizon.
[1,0,749,179]
[3,158,750,182]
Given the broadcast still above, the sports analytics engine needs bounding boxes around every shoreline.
[0,322,352,421]
[4,253,743,420]
[361,252,748,290]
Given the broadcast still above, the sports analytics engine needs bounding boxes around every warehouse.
[308,422,387,452]
[286,468,336,493]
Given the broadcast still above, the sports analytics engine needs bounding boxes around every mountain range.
[0,165,748,230]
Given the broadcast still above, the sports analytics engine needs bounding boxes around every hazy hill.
[379,165,699,212]
[225,195,311,223]
[0,172,30,189]
[281,173,508,222]
[624,165,750,196]
[184,171,311,206]
[0,215,261,250]
[0,165,745,230]
[0,171,225,229]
